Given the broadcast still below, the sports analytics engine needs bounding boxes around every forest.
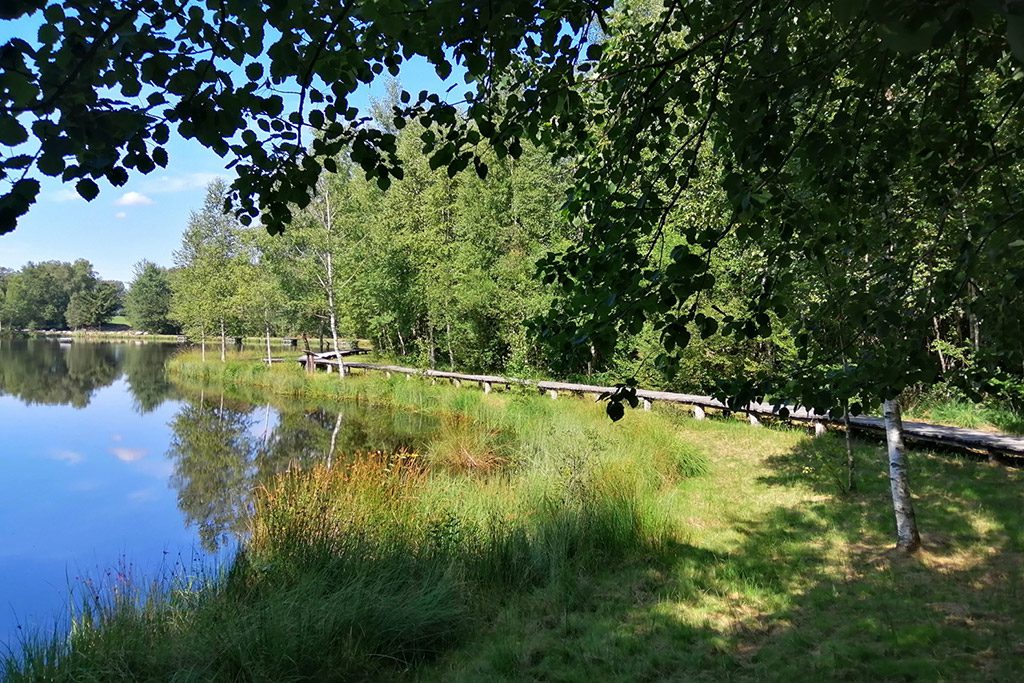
[164,115,1024,423]
[0,260,124,331]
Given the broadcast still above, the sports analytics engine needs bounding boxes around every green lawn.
[423,415,1024,681]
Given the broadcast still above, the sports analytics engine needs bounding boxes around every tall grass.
[5,355,703,681]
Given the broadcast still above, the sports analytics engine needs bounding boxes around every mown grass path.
[426,415,1024,682]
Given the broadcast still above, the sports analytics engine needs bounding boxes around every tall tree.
[126,260,177,333]
[171,180,245,361]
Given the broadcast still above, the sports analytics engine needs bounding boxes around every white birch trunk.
[883,398,921,552]
[264,312,272,364]
[446,320,455,369]
[219,319,226,362]
[322,207,346,377]
[327,410,343,469]
[325,273,345,376]
[200,329,206,362]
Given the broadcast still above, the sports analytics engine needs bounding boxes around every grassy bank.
[5,355,703,680]
[905,397,1024,435]
[9,355,1024,680]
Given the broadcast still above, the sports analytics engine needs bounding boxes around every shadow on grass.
[432,433,1024,682]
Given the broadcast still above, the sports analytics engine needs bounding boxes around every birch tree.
[171,180,244,361]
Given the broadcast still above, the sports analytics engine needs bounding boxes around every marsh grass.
[905,397,1024,435]
[5,355,699,681]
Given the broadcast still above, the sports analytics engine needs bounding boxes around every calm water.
[0,339,435,649]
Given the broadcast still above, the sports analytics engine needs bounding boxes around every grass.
[422,420,1024,681]
[4,354,700,681]
[8,354,1024,680]
[905,397,1024,435]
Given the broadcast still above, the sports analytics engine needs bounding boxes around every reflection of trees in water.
[167,391,439,551]
[167,391,260,552]
[121,343,176,413]
[0,339,178,410]
[0,339,118,407]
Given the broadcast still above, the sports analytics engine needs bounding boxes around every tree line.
[0,260,123,331]
[165,107,1023,423]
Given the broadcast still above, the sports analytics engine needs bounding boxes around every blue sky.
[0,17,460,283]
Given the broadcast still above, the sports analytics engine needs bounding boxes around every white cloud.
[142,172,226,194]
[114,211,127,219]
[111,447,147,462]
[50,449,84,465]
[115,191,154,206]
[48,189,85,203]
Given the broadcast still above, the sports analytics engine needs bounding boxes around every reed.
[6,356,700,680]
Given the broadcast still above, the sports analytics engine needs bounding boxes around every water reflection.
[166,388,439,551]
[0,338,179,410]
[0,340,440,647]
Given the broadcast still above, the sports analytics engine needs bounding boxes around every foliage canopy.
[4,0,1024,408]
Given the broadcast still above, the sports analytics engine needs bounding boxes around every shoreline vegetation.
[5,353,703,680]
[6,353,1024,681]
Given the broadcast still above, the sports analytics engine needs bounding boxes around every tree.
[171,180,246,361]
[237,228,287,362]
[126,260,177,333]
[64,280,120,329]
[0,267,11,334]
[0,259,105,329]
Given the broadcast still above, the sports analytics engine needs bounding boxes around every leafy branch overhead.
[3,0,1024,413]
[595,384,640,422]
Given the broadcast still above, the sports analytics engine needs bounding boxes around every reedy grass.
[905,397,1024,435]
[5,354,700,680]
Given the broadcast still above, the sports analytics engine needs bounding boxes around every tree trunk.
[428,325,436,369]
[264,312,272,364]
[883,398,921,552]
[843,405,855,492]
[325,252,346,377]
[397,329,407,357]
[200,329,206,362]
[932,317,948,373]
[219,319,226,362]
[446,320,455,369]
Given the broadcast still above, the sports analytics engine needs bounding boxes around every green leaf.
[76,178,99,201]
[0,117,28,146]
[245,62,264,81]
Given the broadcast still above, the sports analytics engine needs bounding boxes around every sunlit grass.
[424,419,1024,682]
[905,397,1024,435]
[5,355,699,680]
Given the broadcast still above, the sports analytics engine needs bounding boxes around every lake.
[0,339,435,650]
